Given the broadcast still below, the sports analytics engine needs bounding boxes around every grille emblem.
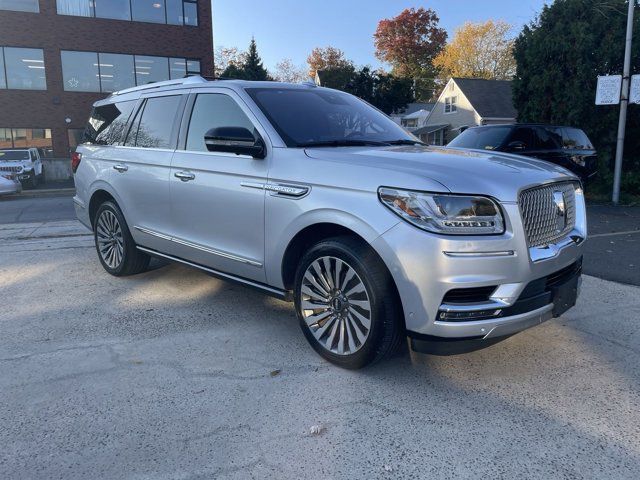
[552,190,567,232]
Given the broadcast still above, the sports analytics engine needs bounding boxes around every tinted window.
[99,53,135,92]
[94,0,130,20]
[447,126,512,150]
[246,88,414,147]
[4,47,46,90]
[0,0,39,12]
[186,59,200,74]
[129,96,182,149]
[509,127,536,150]
[84,101,137,145]
[61,51,99,92]
[135,55,169,85]
[562,128,593,150]
[56,0,93,16]
[186,94,255,152]
[131,0,165,23]
[534,127,562,149]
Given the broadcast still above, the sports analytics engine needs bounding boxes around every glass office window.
[4,47,46,90]
[94,0,130,20]
[183,1,197,26]
[0,0,39,12]
[131,0,165,23]
[99,53,135,92]
[166,0,182,25]
[61,51,99,92]
[56,0,93,17]
[135,55,169,85]
[169,58,186,79]
[0,49,5,89]
[0,128,12,148]
[186,59,200,75]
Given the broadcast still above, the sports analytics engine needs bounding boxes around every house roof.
[398,102,434,116]
[413,124,448,136]
[402,109,430,120]
[453,78,517,119]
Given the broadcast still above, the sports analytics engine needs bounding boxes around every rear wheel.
[94,201,149,276]
[294,237,403,369]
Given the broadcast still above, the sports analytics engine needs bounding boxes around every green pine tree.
[513,0,639,197]
[222,38,270,81]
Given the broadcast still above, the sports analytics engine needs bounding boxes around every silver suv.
[73,76,586,369]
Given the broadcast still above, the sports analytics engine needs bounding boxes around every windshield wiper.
[386,139,428,146]
[296,140,391,148]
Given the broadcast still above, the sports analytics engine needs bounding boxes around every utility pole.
[612,0,636,205]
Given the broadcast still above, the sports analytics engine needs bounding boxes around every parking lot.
[1,195,639,479]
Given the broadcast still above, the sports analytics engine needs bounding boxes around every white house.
[417,78,517,145]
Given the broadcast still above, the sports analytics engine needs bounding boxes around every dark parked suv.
[447,124,597,182]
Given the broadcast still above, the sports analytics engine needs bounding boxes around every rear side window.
[83,101,136,145]
[534,127,562,149]
[562,128,593,150]
[185,94,255,152]
[125,95,182,149]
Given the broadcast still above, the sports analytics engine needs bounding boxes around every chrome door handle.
[113,164,128,172]
[174,171,195,182]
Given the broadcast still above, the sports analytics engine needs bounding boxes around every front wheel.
[294,237,403,369]
[94,201,149,276]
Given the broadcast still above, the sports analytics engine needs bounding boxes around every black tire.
[93,200,150,276]
[293,236,403,369]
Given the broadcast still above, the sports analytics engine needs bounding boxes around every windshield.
[0,150,30,161]
[448,126,513,150]
[245,87,417,147]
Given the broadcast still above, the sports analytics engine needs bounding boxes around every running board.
[136,246,293,301]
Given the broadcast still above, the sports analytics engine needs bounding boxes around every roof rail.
[111,75,208,96]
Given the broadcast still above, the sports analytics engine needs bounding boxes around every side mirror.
[507,140,526,151]
[204,127,265,159]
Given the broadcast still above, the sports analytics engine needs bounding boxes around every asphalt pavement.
[1,221,640,479]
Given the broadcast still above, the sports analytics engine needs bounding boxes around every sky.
[212,0,550,72]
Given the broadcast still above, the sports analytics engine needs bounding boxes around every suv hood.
[304,145,576,202]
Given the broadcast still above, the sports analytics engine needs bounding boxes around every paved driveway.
[1,222,639,479]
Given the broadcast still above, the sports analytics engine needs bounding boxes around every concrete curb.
[3,188,75,199]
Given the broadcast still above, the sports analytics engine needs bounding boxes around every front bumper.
[371,200,586,342]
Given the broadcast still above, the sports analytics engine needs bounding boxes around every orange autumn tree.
[374,7,447,100]
[433,20,516,81]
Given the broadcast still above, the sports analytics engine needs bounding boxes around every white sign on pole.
[595,75,622,105]
[630,74,640,105]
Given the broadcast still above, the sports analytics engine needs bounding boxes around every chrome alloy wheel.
[96,210,124,269]
[300,256,372,355]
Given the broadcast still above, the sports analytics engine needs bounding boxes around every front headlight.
[378,187,505,235]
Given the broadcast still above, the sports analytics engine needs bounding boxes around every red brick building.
[0,0,213,157]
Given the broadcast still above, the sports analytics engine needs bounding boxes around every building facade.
[0,0,213,157]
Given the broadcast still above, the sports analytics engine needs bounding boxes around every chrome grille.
[0,166,21,173]
[520,182,577,247]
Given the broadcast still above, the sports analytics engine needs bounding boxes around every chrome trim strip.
[439,300,510,313]
[443,250,515,258]
[135,246,288,300]
[133,226,262,267]
[240,181,310,198]
[529,232,584,263]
